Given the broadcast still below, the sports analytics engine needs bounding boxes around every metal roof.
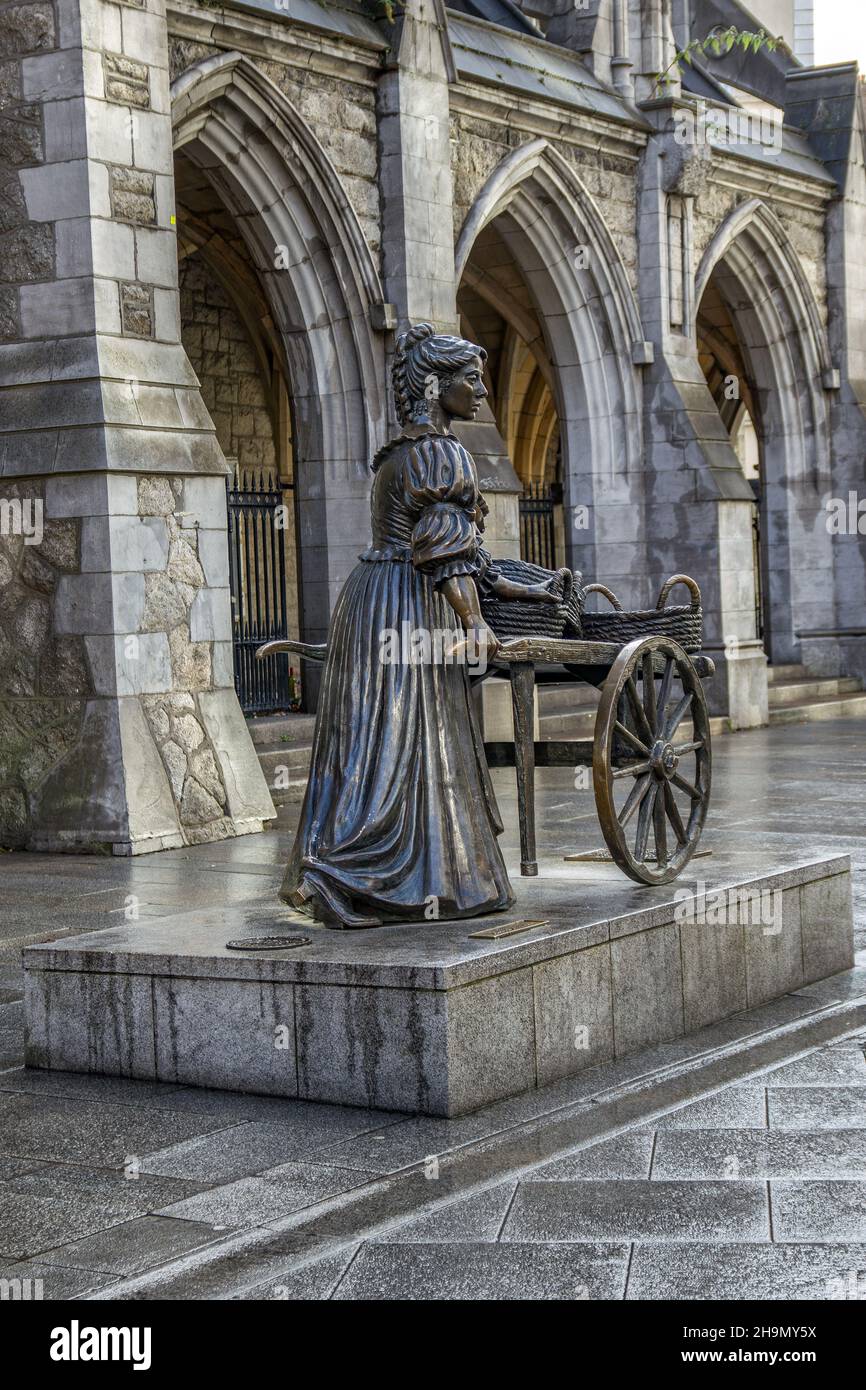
[447,11,645,127]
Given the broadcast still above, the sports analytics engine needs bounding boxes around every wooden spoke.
[663,782,688,845]
[613,720,650,756]
[625,676,655,746]
[657,656,674,726]
[665,693,692,738]
[642,652,658,734]
[612,759,651,780]
[619,771,653,826]
[672,739,704,756]
[634,784,657,861]
[653,787,668,866]
[672,770,701,801]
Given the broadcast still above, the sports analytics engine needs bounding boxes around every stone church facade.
[1,0,865,852]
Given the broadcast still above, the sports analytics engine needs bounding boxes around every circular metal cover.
[225,934,311,951]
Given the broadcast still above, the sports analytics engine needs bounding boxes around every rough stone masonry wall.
[179,256,277,478]
[450,112,640,297]
[692,175,828,328]
[0,479,87,845]
[0,467,241,849]
[0,2,85,846]
[0,1,56,342]
[178,252,300,642]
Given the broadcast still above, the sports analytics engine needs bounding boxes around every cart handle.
[656,574,701,612]
[583,582,624,611]
[255,639,328,664]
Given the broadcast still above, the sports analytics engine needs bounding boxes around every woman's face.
[438,355,488,421]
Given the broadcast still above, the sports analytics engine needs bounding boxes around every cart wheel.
[593,635,711,885]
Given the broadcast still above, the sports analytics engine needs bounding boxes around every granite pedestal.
[22,853,854,1117]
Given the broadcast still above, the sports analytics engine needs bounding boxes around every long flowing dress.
[280,427,515,925]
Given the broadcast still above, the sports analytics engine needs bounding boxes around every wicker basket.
[479,557,584,641]
[581,575,703,652]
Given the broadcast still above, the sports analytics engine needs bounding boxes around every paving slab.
[140,1116,394,1183]
[767,1086,866,1130]
[771,1181,866,1241]
[0,1191,137,1264]
[370,1184,518,1244]
[626,1242,866,1300]
[0,1066,228,1112]
[501,1179,770,1243]
[529,1133,654,1181]
[4,1163,205,1214]
[0,1092,237,1166]
[235,1246,362,1300]
[0,1259,116,1299]
[0,1157,42,1180]
[155,1162,382,1230]
[748,1043,866,1087]
[330,1241,631,1301]
[0,1067,398,1131]
[650,1086,767,1130]
[41,1215,226,1277]
[313,1087,594,1175]
[652,1128,866,1179]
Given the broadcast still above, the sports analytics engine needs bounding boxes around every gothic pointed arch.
[694,197,834,660]
[455,136,646,594]
[171,51,387,641]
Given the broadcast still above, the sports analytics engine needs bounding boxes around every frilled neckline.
[370,427,460,474]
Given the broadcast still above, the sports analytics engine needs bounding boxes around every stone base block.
[22,854,853,1117]
[705,641,769,729]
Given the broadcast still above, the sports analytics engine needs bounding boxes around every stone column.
[0,0,274,852]
[637,107,768,728]
[376,1,522,737]
[377,0,459,338]
[786,64,866,683]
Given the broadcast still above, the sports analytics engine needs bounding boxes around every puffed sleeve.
[403,435,479,586]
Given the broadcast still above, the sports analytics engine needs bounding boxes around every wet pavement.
[0,718,865,1300]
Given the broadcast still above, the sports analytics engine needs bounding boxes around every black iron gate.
[519,482,559,569]
[226,465,294,715]
[750,479,765,645]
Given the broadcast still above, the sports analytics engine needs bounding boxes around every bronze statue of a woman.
[280,323,520,928]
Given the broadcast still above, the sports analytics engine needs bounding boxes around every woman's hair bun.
[394,322,435,358]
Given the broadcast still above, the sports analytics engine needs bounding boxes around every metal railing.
[226,465,294,715]
[519,481,559,570]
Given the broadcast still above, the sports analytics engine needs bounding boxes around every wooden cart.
[256,633,714,888]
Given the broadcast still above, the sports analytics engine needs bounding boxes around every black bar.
[226,467,295,715]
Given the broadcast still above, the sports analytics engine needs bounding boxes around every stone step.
[768,676,862,708]
[257,739,315,772]
[270,779,309,807]
[537,709,598,739]
[256,744,313,806]
[247,716,316,806]
[257,744,312,776]
[535,683,600,714]
[769,692,866,725]
[247,713,316,748]
[767,663,808,683]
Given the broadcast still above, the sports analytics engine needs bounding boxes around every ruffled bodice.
[362,431,480,586]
